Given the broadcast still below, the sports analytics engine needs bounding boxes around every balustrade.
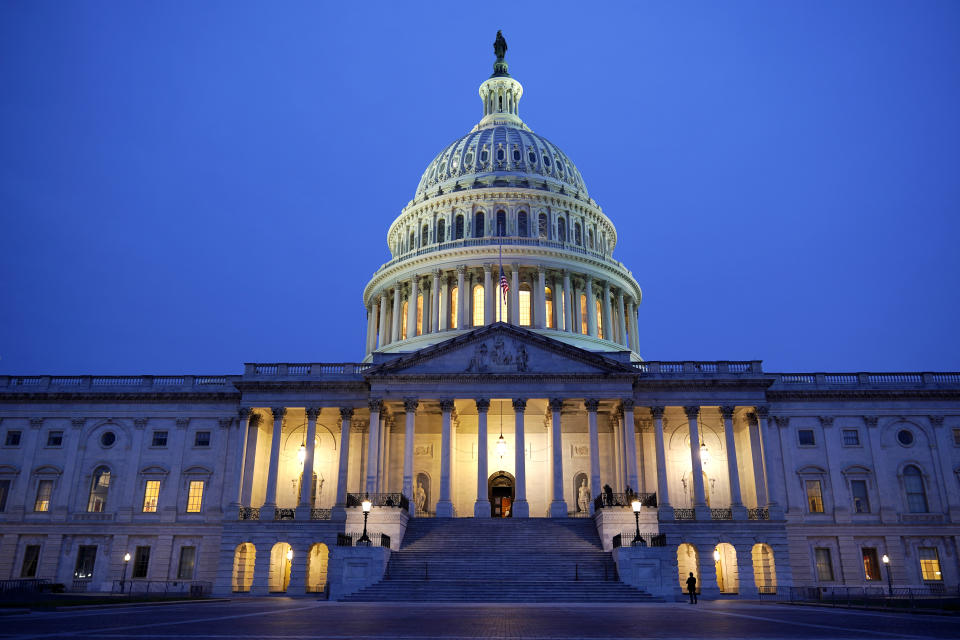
[612,532,667,548]
[593,492,657,511]
[346,492,409,510]
[747,507,769,520]
[238,507,260,521]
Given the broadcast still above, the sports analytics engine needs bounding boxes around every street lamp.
[121,552,131,593]
[358,498,372,545]
[631,500,642,545]
[882,554,892,595]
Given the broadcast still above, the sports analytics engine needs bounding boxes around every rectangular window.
[132,546,150,579]
[177,546,196,579]
[20,545,41,578]
[798,429,816,446]
[74,545,97,579]
[186,481,204,512]
[151,431,168,447]
[194,432,210,447]
[34,480,53,512]
[5,430,21,447]
[142,480,160,513]
[46,431,63,447]
[851,480,870,513]
[919,547,942,581]
[519,290,531,326]
[0,479,9,512]
[842,429,860,446]
[862,548,880,581]
[806,480,824,513]
[815,547,834,581]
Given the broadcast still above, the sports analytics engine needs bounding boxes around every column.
[562,270,573,332]
[53,418,84,517]
[572,281,583,333]
[509,264,520,325]
[431,270,441,333]
[549,399,567,517]
[612,415,623,492]
[240,413,261,507]
[483,265,493,324]
[365,400,381,494]
[391,283,402,342]
[407,274,419,338]
[601,281,613,341]
[736,543,759,598]
[332,407,353,520]
[720,406,746,519]
[585,277,598,337]
[756,407,785,519]
[456,266,466,329]
[402,398,418,511]
[513,398,529,517]
[436,399,454,517]
[551,275,562,330]
[377,413,389,492]
[378,292,389,347]
[685,405,709,519]
[296,408,319,517]
[616,291,628,347]
[585,399,601,513]
[364,304,375,354]
[262,407,286,517]
[651,406,673,518]
[746,412,768,508]
[230,409,251,509]
[440,277,449,331]
[535,267,547,329]
[629,300,640,351]
[474,398,491,517]
[623,400,639,491]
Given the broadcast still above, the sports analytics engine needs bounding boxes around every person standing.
[686,572,698,604]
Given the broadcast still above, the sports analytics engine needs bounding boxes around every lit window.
[74,545,97,579]
[152,431,168,447]
[494,283,506,322]
[34,480,53,512]
[805,480,824,513]
[194,431,210,447]
[559,290,566,329]
[519,287,531,326]
[798,429,816,446]
[87,466,110,513]
[178,546,196,579]
[132,546,150,579]
[919,547,942,581]
[580,294,587,334]
[5,431,21,447]
[416,294,423,336]
[815,547,834,581]
[450,286,458,329]
[143,480,160,513]
[596,300,603,338]
[473,285,485,327]
[20,545,40,578]
[186,481,204,513]
[545,287,554,328]
[46,431,63,447]
[953,428,960,446]
[904,465,928,513]
[842,429,860,446]
[401,300,408,338]
[851,480,870,513]
[862,548,880,581]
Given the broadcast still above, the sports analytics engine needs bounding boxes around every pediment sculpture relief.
[465,336,530,373]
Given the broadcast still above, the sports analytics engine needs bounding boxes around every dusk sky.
[1,1,958,375]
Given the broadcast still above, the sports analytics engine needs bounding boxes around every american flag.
[499,265,509,303]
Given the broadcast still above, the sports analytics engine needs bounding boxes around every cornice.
[0,391,240,404]
[767,389,960,401]
[231,380,369,393]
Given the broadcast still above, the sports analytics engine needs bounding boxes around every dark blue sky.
[1,1,958,375]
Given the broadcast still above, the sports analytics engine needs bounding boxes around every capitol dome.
[361,33,642,361]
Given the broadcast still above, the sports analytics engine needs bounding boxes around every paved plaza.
[0,598,957,639]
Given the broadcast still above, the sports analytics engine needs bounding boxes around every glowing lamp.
[713,549,721,562]
[882,554,890,564]
[286,548,293,561]
[699,443,710,465]
[298,444,306,464]
[123,552,131,562]
[362,499,372,513]
[631,500,642,513]
[495,434,507,457]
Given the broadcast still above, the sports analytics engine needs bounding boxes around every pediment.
[367,324,634,377]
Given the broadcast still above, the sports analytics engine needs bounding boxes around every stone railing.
[673,508,695,521]
[711,508,733,521]
[2,375,235,391]
[238,507,260,521]
[773,372,960,387]
[633,361,762,375]
[346,493,409,511]
[244,363,371,377]
[748,508,769,520]
[274,508,295,521]
[311,508,332,520]
[593,492,657,511]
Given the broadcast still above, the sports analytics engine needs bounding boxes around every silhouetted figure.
[686,572,698,604]
[603,484,614,506]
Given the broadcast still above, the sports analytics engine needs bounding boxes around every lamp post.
[631,499,642,545]
[882,553,892,595]
[358,498,372,545]
[121,552,131,593]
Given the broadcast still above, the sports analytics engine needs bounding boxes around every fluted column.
[334,408,354,514]
[440,278,449,331]
[549,398,567,517]
[364,304,376,354]
[456,266,466,329]
[377,413,389,492]
[551,274,561,329]
[562,270,573,332]
[585,399,601,513]
[239,411,260,507]
[474,398,491,517]
[585,277,598,337]
[402,398,418,513]
[612,415,623,492]
[391,283,402,342]
[407,274,419,338]
[721,406,746,519]
[229,408,251,510]
[685,405,709,519]
[262,407,286,516]
[746,412,768,507]
[629,300,640,351]
[509,264,520,325]
[651,406,673,518]
[295,408,319,515]
[756,406,785,519]
[436,399,455,517]
[601,281,613,341]
[535,267,546,329]
[512,398,529,517]
[572,281,583,333]
[365,400,381,494]
[483,265,493,324]
[616,291,628,347]
[432,270,441,333]
[377,292,389,347]
[622,400,639,491]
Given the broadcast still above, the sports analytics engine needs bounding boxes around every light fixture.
[631,500,642,513]
[882,554,890,564]
[361,499,372,513]
[881,553,892,595]
[630,500,642,546]
[285,548,293,561]
[699,441,710,465]
[495,402,507,457]
[358,498,372,544]
[298,441,306,464]
[123,552,131,563]
[713,549,721,562]
[120,552,131,592]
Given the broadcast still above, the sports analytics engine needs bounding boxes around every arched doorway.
[232,543,255,593]
[306,543,329,593]
[269,542,292,593]
[677,543,699,594]
[752,543,777,593]
[488,471,515,518]
[714,543,739,593]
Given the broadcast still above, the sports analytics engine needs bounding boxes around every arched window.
[450,286,458,329]
[421,225,429,247]
[472,285,485,327]
[574,223,582,246]
[904,465,928,513]
[401,301,408,339]
[494,283,506,322]
[474,212,485,238]
[416,294,423,336]
[87,466,111,513]
[596,300,604,339]
[437,219,446,244]
[519,284,531,326]
[455,215,464,239]
[588,228,594,249]
[580,294,588,334]
[518,211,528,237]
[538,213,548,239]
[408,231,415,251]
[496,210,506,236]
[545,287,554,329]
[557,217,567,242]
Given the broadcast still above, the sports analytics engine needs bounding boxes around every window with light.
[401,301,409,339]
[580,294,587,334]
[87,466,110,513]
[143,480,160,512]
[519,286,531,326]
[450,286,458,329]
[919,547,942,581]
[545,287,554,328]
[596,300,603,338]
[806,480,824,513]
[34,480,53,512]
[186,481,204,513]
[473,285,485,326]
[416,294,423,336]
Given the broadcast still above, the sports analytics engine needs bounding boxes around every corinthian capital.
[475,398,490,413]
[403,398,419,413]
[683,405,700,420]
[269,407,286,420]
[583,399,599,413]
[306,407,321,421]
[649,406,665,420]
[719,406,735,420]
[339,407,355,422]
[512,398,527,412]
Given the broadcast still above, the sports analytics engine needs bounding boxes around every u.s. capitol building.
[1,34,957,601]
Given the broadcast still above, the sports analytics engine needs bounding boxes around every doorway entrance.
[488,471,515,518]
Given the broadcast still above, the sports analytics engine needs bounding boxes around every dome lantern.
[477,31,525,131]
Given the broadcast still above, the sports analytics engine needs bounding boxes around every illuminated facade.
[1,36,958,600]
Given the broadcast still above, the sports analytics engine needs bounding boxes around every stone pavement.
[1,597,957,639]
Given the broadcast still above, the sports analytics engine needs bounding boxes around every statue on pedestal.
[414,481,426,514]
[577,478,590,513]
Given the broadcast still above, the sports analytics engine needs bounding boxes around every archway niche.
[232,543,255,593]
[714,542,739,593]
[415,472,431,516]
[677,543,700,593]
[752,543,777,593]
[306,543,329,593]
[269,542,292,593]
[488,470,515,518]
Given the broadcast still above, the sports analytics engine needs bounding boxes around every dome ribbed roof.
[413,125,589,202]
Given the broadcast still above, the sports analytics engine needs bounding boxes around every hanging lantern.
[699,441,709,465]
[298,443,306,464]
[495,403,507,457]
